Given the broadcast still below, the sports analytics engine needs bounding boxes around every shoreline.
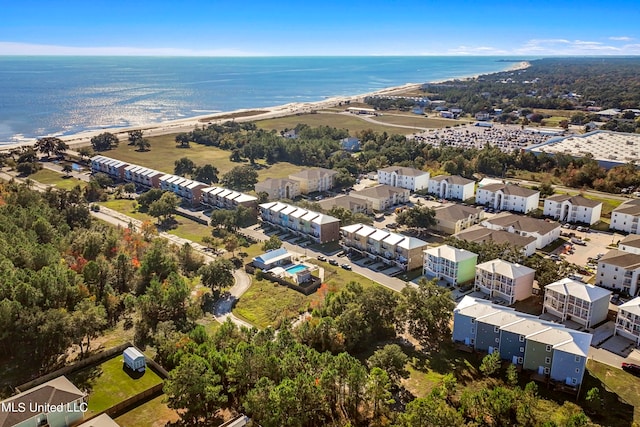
[0,60,531,152]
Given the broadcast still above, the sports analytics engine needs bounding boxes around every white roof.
[619,297,640,317]
[424,244,477,262]
[397,236,428,250]
[234,194,258,203]
[355,224,377,238]
[476,311,526,328]
[476,259,535,279]
[545,278,611,302]
[370,229,391,242]
[281,205,298,215]
[124,346,145,359]
[527,328,591,357]
[341,224,363,233]
[382,233,405,246]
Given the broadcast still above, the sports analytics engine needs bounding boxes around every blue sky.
[1,0,639,56]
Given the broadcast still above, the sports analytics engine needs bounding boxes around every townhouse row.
[453,296,592,387]
[90,155,258,210]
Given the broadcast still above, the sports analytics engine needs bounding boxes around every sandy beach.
[0,61,530,152]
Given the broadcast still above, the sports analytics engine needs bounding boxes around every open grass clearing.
[584,359,637,425]
[85,135,302,181]
[69,355,164,416]
[30,168,87,190]
[114,394,180,427]
[255,112,422,135]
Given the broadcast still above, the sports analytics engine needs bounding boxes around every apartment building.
[427,175,475,201]
[618,234,640,255]
[543,194,602,225]
[288,168,338,194]
[259,202,340,244]
[349,185,410,211]
[476,183,540,214]
[340,223,428,271]
[317,195,372,214]
[611,199,640,233]
[543,278,611,328]
[615,297,640,345]
[377,166,430,191]
[474,259,535,304]
[254,178,301,200]
[596,249,640,296]
[124,165,163,189]
[432,204,484,235]
[481,213,561,249]
[453,226,538,257]
[159,174,207,206]
[90,155,128,180]
[423,244,478,285]
[201,187,258,211]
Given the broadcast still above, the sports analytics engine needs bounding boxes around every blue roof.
[254,247,289,264]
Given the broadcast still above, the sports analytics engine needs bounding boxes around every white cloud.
[447,45,509,55]
[513,38,640,55]
[0,42,262,56]
[609,36,633,41]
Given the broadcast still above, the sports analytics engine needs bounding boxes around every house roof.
[77,414,121,427]
[434,204,482,223]
[355,224,377,237]
[397,236,428,250]
[545,194,602,208]
[619,297,640,317]
[483,213,560,235]
[500,318,554,336]
[476,259,535,279]
[480,183,539,198]
[424,244,478,262]
[0,376,85,427]
[255,178,298,190]
[619,233,640,250]
[545,278,611,302]
[613,199,640,216]
[454,226,537,249]
[430,174,474,186]
[455,297,503,318]
[527,328,591,357]
[123,347,144,360]
[378,166,429,177]
[317,195,371,212]
[289,167,338,181]
[599,249,640,270]
[475,311,526,328]
[253,248,291,265]
[351,184,409,200]
[370,229,391,242]
[341,223,427,249]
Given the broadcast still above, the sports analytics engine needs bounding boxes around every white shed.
[123,347,146,372]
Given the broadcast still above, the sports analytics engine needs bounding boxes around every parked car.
[622,363,640,376]
[317,255,326,262]
[341,263,352,270]
[328,259,339,266]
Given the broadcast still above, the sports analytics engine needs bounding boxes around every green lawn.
[586,359,639,425]
[70,356,164,416]
[29,168,87,190]
[255,112,422,135]
[114,394,180,427]
[87,135,302,181]
[233,278,309,329]
[306,259,377,289]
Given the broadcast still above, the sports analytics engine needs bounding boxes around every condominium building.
[340,223,428,271]
[431,204,484,235]
[159,174,207,206]
[288,168,338,194]
[596,249,640,296]
[543,278,611,328]
[349,185,410,211]
[453,296,592,387]
[90,155,128,180]
[428,175,475,201]
[317,195,372,214]
[476,183,540,214]
[377,166,430,191]
[453,226,537,257]
[254,178,301,201]
[615,297,640,345]
[423,244,478,285]
[259,202,340,243]
[200,187,258,211]
[474,259,535,304]
[543,194,602,225]
[124,165,163,189]
[611,199,640,233]
[618,234,640,255]
[481,213,561,249]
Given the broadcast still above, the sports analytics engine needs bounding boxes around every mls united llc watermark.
[1,401,88,413]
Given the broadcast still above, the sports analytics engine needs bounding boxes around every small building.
[611,199,640,233]
[543,194,602,225]
[423,244,478,285]
[377,166,430,191]
[431,204,484,235]
[481,213,561,250]
[0,376,86,427]
[474,259,535,304]
[254,178,301,201]
[596,249,640,296]
[475,183,540,214]
[543,278,611,328]
[615,297,640,345]
[349,185,410,211]
[288,168,338,194]
[428,175,475,201]
[252,247,292,270]
[123,347,146,372]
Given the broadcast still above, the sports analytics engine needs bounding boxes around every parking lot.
[551,228,621,274]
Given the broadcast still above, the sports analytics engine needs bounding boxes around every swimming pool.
[285,264,307,274]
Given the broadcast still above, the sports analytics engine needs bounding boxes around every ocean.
[0,56,525,144]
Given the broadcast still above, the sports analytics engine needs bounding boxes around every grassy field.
[255,112,423,135]
[114,394,180,427]
[89,135,302,181]
[30,168,87,190]
[585,359,638,425]
[374,114,473,129]
[70,356,164,416]
[233,277,309,329]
